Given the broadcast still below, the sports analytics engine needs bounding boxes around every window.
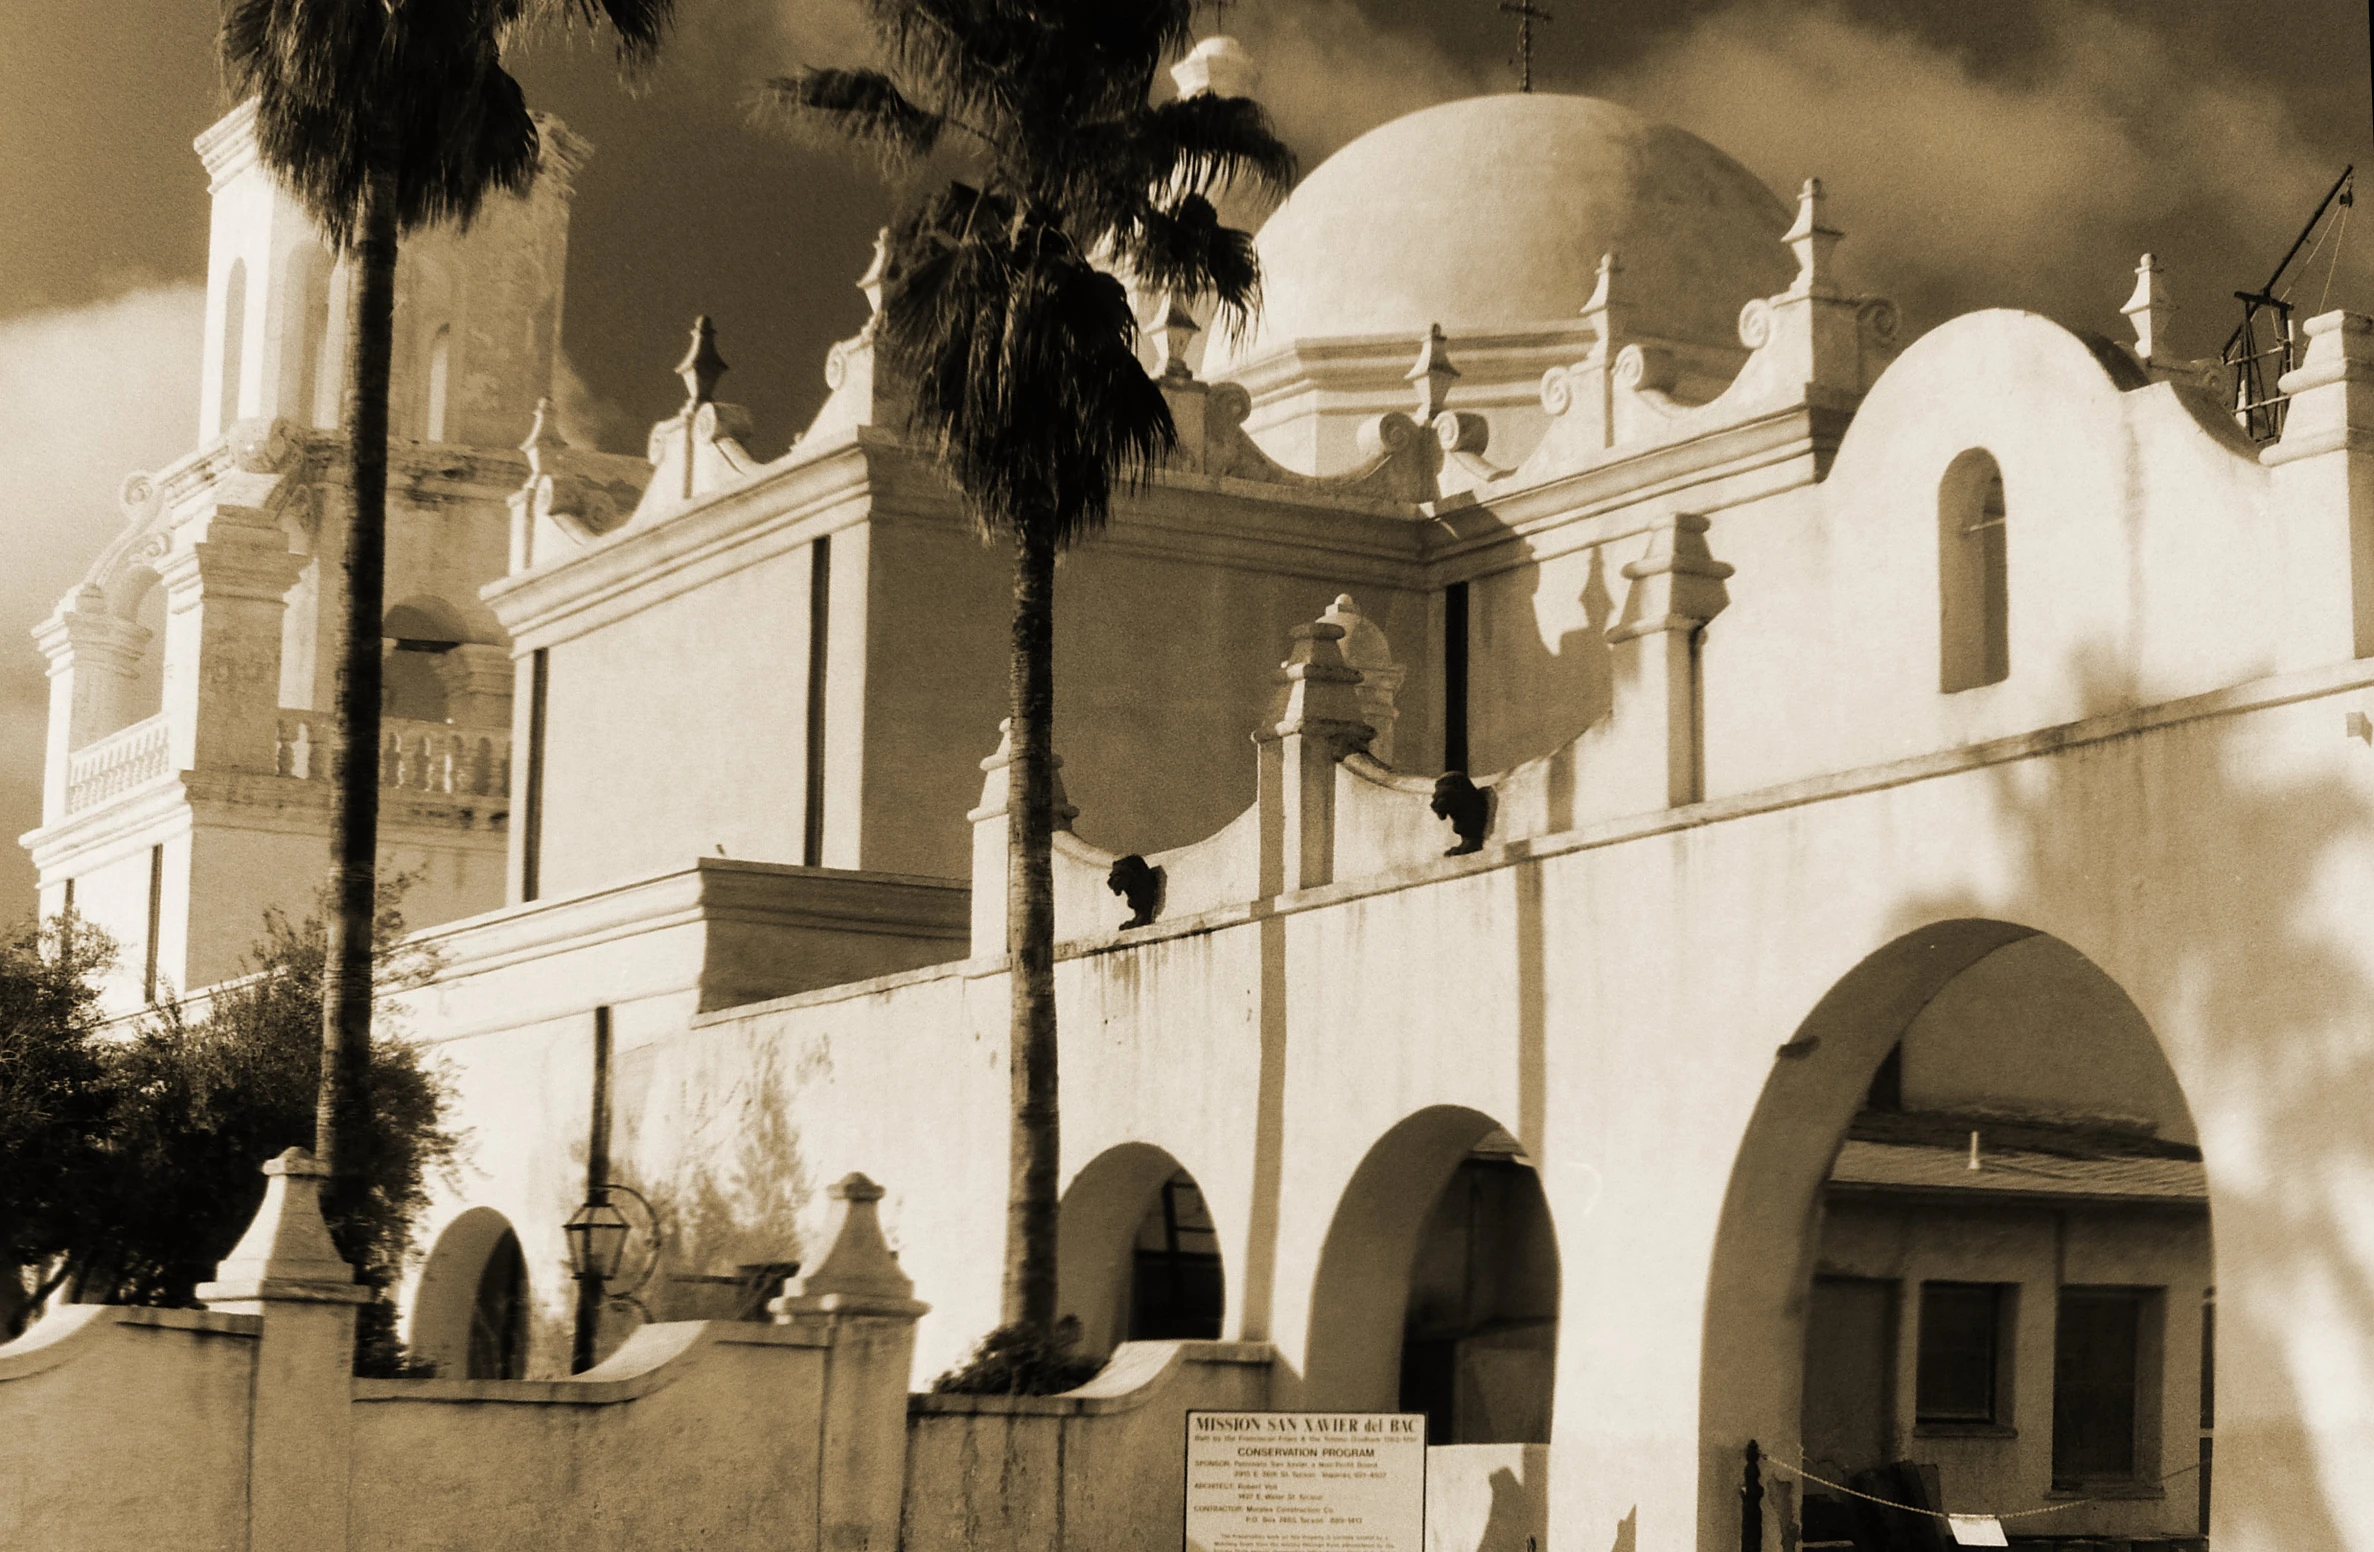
[218,259,248,435]
[1128,1172,1223,1341]
[424,323,452,442]
[1938,449,2008,692]
[2055,1287,2153,1485]
[1916,1281,2010,1425]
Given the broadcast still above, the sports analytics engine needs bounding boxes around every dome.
[1207,94,1795,377]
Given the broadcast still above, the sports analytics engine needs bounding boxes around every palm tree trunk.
[316,142,397,1204]
[1004,523,1060,1336]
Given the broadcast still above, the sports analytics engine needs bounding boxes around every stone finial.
[1152,292,1202,382]
[1320,593,1408,765]
[520,396,566,481]
[1607,513,1736,642]
[971,717,1079,828]
[1172,33,1260,99]
[1784,178,1843,298]
[1264,618,1373,748]
[1581,252,1627,361]
[195,1148,371,1307]
[857,228,890,320]
[1408,324,1461,423]
[2123,253,2175,364]
[676,315,728,409]
[781,1173,916,1305]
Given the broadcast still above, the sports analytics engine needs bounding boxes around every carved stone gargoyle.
[1430,772,1491,857]
[1107,854,1164,929]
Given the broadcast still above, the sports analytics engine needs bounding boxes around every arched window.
[424,323,452,442]
[218,259,249,436]
[409,1207,534,1379]
[1939,449,2009,692]
[281,245,332,428]
[1128,1171,1223,1341]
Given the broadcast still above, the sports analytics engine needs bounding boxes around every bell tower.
[192,99,589,447]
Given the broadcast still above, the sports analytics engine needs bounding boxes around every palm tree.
[765,0,1293,1362]
[220,0,671,1227]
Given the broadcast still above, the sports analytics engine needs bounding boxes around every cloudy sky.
[1,0,2369,923]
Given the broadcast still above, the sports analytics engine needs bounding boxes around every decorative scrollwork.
[118,473,156,513]
[1737,298,1775,350]
[1358,411,1423,459]
[1540,366,1574,417]
[1434,410,1491,456]
[1614,344,1678,395]
[823,337,858,392]
[1857,297,1901,346]
[1206,381,1253,429]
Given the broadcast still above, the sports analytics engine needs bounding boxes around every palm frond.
[754,68,947,172]
[1112,193,1262,346]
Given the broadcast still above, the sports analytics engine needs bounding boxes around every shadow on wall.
[533,1042,813,1373]
[1698,642,2374,1552]
[1462,528,1617,780]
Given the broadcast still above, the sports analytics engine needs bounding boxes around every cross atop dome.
[1499,0,1553,92]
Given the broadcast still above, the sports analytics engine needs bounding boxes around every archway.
[1700,922,2213,1550]
[382,595,474,724]
[409,1207,532,1380]
[1305,1106,1561,1442]
[1058,1143,1225,1358]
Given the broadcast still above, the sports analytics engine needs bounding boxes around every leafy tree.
[0,916,115,1340]
[218,0,675,1228]
[0,894,457,1372]
[764,1,1292,1378]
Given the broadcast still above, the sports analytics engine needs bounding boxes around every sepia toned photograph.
[1,1,2369,1548]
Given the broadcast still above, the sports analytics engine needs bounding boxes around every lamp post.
[567,1006,615,1374]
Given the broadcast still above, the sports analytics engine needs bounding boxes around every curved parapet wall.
[0,1305,260,1547]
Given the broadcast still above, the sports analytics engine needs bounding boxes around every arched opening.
[424,323,452,442]
[1699,923,2213,1552]
[383,597,466,723]
[1058,1143,1226,1358]
[313,261,348,428]
[409,1207,532,1380]
[218,258,249,436]
[1305,1106,1561,1443]
[281,243,333,428]
[1939,449,2009,692]
[120,570,166,731]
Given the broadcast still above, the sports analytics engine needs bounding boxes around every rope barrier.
[1764,1454,2205,1523]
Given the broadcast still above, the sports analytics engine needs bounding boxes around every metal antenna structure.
[2225,164,2355,442]
[1500,0,1553,92]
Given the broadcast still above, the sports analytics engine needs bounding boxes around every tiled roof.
[1829,1138,2207,1205]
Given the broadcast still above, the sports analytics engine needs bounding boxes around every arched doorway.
[409,1207,532,1380]
[1701,923,2213,1551]
[1058,1143,1226,1358]
[1305,1106,1560,1443]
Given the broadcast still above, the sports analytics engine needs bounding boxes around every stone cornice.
[23,768,506,877]
[194,99,261,193]
[408,857,967,990]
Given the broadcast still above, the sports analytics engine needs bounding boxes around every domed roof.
[1207,94,1795,376]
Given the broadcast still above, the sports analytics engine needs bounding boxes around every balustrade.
[273,713,510,798]
[64,714,171,812]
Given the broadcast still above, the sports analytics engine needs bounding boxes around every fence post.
[197,1148,372,1552]
[773,1173,930,1552]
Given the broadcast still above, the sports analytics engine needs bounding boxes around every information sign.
[1184,1411,1426,1552]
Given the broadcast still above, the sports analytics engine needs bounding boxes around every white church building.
[16,36,2373,1552]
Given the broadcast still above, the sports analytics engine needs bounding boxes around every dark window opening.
[803,535,831,868]
[141,843,164,1004]
[1939,450,2009,693]
[2054,1287,2145,1485]
[466,1228,529,1380]
[521,648,548,902]
[1443,581,1470,773]
[1127,1172,1223,1341]
[1916,1282,2008,1425]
